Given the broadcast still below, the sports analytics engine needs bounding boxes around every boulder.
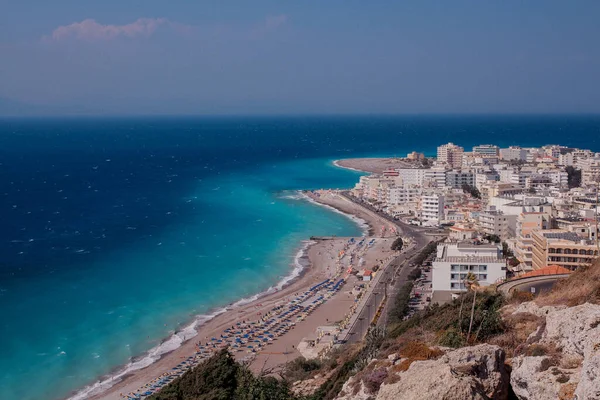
[510,302,600,400]
[511,355,574,400]
[335,373,372,400]
[376,344,508,400]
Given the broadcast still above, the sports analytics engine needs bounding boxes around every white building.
[432,242,506,294]
[581,159,600,186]
[499,168,534,187]
[500,146,527,162]
[437,143,464,169]
[477,208,510,239]
[539,169,569,188]
[424,166,448,187]
[473,144,500,157]
[475,171,500,190]
[445,171,475,189]
[388,186,421,205]
[396,168,427,186]
[420,194,445,224]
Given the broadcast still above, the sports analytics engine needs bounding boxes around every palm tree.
[464,272,479,343]
[457,291,465,334]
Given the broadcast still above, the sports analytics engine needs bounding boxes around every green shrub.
[438,328,465,348]
[283,357,322,382]
[391,237,404,251]
[149,349,294,400]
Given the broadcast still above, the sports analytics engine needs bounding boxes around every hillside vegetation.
[148,256,600,400]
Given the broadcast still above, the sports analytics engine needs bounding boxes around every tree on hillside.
[502,242,514,258]
[391,237,404,251]
[461,183,481,199]
[464,272,480,343]
[149,349,293,400]
[565,166,582,188]
[484,234,501,244]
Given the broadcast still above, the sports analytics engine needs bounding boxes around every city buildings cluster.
[350,143,600,301]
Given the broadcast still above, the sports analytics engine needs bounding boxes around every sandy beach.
[334,158,413,174]
[87,190,394,400]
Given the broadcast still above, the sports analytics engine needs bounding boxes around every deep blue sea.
[0,116,599,399]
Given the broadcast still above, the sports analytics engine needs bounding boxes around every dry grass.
[536,261,600,307]
[399,341,443,359]
[508,290,535,304]
[394,358,416,372]
[488,312,543,358]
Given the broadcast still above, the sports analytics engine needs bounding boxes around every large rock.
[511,355,575,400]
[510,302,600,400]
[376,344,508,400]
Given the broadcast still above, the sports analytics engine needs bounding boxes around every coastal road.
[337,196,433,344]
[497,274,571,296]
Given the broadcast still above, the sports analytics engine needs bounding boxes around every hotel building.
[531,229,598,271]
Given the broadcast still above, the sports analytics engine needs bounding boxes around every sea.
[0,115,599,400]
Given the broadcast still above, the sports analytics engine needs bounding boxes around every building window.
[451,265,458,271]
[480,274,487,280]
[480,265,487,271]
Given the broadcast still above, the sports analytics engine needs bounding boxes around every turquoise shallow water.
[0,157,364,400]
[1,116,599,399]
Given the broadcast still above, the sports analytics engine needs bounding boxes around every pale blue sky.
[1,1,599,115]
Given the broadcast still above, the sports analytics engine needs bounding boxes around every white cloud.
[45,18,169,42]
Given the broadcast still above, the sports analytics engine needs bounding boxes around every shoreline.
[81,190,385,400]
[333,157,413,174]
[299,190,372,236]
[71,239,319,400]
[332,159,369,174]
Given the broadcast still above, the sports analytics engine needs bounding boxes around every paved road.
[514,280,556,296]
[497,274,571,295]
[337,194,435,343]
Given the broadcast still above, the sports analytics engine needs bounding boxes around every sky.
[1,1,599,116]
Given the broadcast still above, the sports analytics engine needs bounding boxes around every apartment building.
[424,167,448,187]
[388,186,421,205]
[499,146,527,162]
[477,208,510,239]
[514,212,553,269]
[445,171,475,189]
[473,144,500,157]
[432,242,506,294]
[531,229,598,271]
[499,168,534,187]
[581,158,600,186]
[420,194,445,224]
[475,171,500,190]
[480,182,524,200]
[437,143,464,169]
[396,168,427,186]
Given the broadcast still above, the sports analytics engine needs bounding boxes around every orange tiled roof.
[520,265,572,278]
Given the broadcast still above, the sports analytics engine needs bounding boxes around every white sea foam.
[332,159,367,173]
[278,191,304,201]
[69,190,363,400]
[67,308,226,400]
[67,240,316,400]
[298,191,370,235]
